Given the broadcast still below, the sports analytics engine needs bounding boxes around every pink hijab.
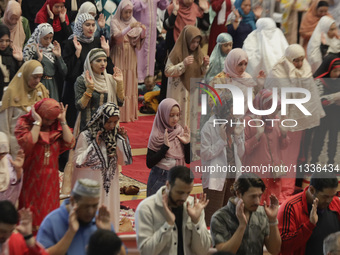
[111,0,142,38]
[148,98,185,165]
[224,48,253,79]
[2,0,25,48]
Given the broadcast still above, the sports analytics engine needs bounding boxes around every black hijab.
[0,24,18,82]
[314,53,340,93]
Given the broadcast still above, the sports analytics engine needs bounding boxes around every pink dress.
[132,0,168,82]
[243,116,290,204]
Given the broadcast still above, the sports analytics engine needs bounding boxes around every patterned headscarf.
[23,23,55,63]
[68,13,96,43]
[85,102,120,155]
[75,2,97,23]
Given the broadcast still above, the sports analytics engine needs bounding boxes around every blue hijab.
[234,0,256,30]
[204,33,233,83]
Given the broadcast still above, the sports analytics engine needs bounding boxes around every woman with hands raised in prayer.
[75,48,124,131]
[165,25,209,129]
[23,23,67,101]
[62,13,113,128]
[242,89,289,204]
[15,98,75,233]
[146,98,191,197]
[110,0,146,122]
[35,0,72,44]
[73,103,128,230]
[0,24,23,100]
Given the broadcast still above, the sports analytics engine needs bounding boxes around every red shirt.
[7,233,48,255]
[278,186,340,255]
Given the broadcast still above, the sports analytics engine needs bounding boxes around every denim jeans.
[147,166,168,197]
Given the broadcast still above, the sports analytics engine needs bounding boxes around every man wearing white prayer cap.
[36,178,125,255]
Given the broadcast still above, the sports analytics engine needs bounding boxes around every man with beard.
[210,173,281,255]
[37,178,123,255]
[0,200,48,254]
[278,172,340,255]
[135,166,211,255]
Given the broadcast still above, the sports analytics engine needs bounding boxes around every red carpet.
[120,115,155,149]
[122,155,150,184]
[121,199,143,211]
[122,155,202,184]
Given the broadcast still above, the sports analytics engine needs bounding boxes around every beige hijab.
[265,44,325,131]
[168,25,204,90]
[2,0,26,48]
[0,132,9,192]
[0,60,49,112]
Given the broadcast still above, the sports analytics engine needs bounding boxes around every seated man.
[324,231,340,255]
[135,166,211,255]
[210,173,281,255]
[37,178,124,255]
[0,200,48,254]
[278,172,340,255]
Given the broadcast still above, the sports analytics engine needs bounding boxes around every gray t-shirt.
[210,199,270,255]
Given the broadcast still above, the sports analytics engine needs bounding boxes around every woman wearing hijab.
[0,132,24,205]
[226,0,261,48]
[311,54,340,165]
[165,25,209,128]
[299,0,332,51]
[265,44,325,197]
[73,102,127,230]
[242,17,289,78]
[35,0,72,44]
[15,98,74,233]
[0,60,49,158]
[0,0,31,48]
[243,89,288,204]
[146,98,190,196]
[211,48,262,114]
[73,2,110,41]
[201,92,244,226]
[307,16,339,73]
[204,33,233,84]
[23,23,68,101]
[132,0,168,83]
[158,0,210,102]
[62,13,111,128]
[110,0,146,122]
[75,48,124,131]
[207,0,232,56]
[0,24,23,100]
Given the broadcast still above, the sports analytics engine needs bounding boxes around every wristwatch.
[33,121,41,126]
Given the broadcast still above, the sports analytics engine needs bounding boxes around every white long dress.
[72,130,120,230]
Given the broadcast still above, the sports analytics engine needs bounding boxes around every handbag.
[116,134,133,166]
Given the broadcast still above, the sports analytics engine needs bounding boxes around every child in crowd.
[139,75,161,114]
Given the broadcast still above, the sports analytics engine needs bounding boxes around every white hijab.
[307,16,337,73]
[243,18,289,77]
